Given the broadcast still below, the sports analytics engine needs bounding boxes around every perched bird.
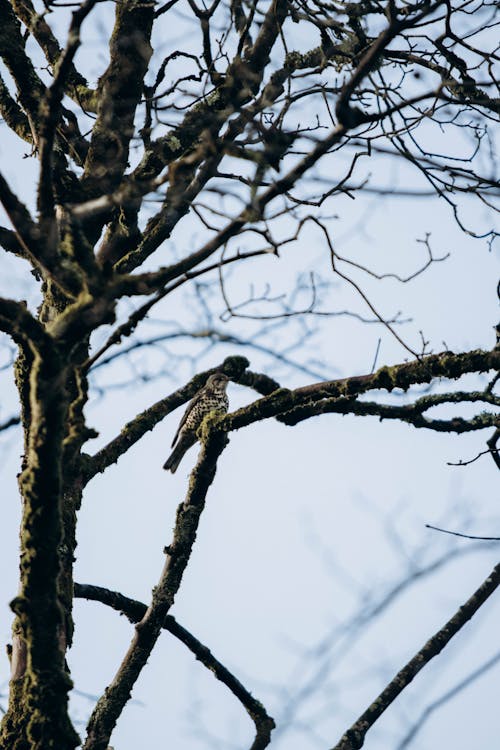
[163,372,230,473]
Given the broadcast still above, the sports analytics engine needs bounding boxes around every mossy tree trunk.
[0,293,91,750]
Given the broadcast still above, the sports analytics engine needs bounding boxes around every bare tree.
[0,0,498,748]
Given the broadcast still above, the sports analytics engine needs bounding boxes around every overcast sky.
[1,4,499,749]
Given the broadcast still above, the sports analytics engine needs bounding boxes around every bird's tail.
[163,441,188,473]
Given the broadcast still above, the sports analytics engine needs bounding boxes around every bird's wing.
[170,386,205,447]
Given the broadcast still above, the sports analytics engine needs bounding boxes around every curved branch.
[280,391,500,433]
[0,297,47,346]
[396,649,500,750]
[74,583,275,750]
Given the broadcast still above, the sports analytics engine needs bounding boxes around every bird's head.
[206,372,229,389]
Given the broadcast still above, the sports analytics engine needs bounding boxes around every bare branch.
[425,524,500,542]
[83,417,230,750]
[74,583,275,750]
[396,649,500,750]
[0,415,20,433]
[225,349,500,432]
[330,562,500,750]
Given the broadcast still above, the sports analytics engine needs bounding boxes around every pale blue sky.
[0,3,499,749]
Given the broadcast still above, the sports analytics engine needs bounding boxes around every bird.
[163,372,230,473]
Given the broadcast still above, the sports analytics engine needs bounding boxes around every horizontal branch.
[0,415,20,433]
[330,561,500,750]
[74,583,275,750]
[425,524,500,542]
[223,349,500,432]
[83,349,498,485]
[279,391,500,433]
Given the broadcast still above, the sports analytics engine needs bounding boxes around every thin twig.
[425,524,500,542]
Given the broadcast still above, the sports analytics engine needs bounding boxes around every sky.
[0,3,499,749]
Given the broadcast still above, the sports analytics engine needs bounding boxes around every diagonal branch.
[0,0,46,138]
[10,0,97,112]
[396,649,500,750]
[74,583,275,750]
[486,428,500,471]
[0,297,47,346]
[0,73,32,144]
[0,172,80,295]
[330,562,500,750]
[83,420,230,750]
[0,225,27,260]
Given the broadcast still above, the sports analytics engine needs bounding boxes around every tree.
[0,0,498,748]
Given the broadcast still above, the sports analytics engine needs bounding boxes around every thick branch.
[37,0,98,220]
[224,349,500,431]
[0,73,32,144]
[1,337,79,748]
[0,297,47,345]
[83,421,229,750]
[0,0,45,133]
[81,0,155,199]
[0,225,26,259]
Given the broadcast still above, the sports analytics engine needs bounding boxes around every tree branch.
[396,649,500,750]
[330,562,500,750]
[74,583,275,750]
[224,349,500,431]
[10,0,97,112]
[83,418,230,750]
[81,0,155,201]
[0,415,20,433]
[0,297,47,346]
[37,0,98,220]
[81,356,249,484]
[279,391,500,434]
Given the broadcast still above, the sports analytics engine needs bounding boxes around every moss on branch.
[224,349,500,431]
